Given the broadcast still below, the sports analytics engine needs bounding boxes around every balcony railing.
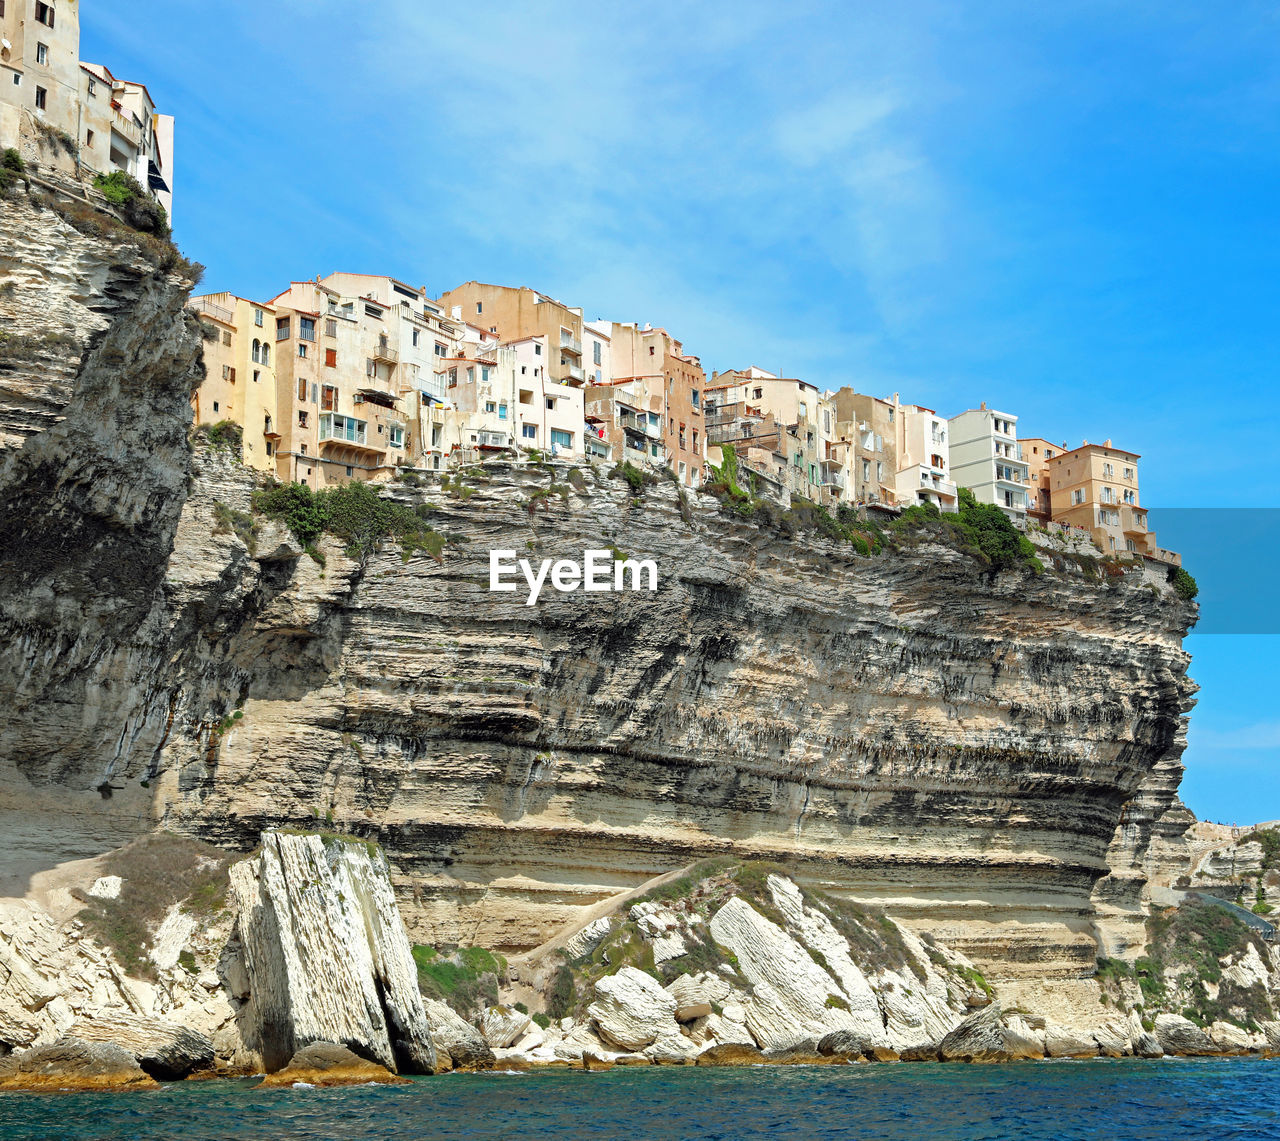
[373,343,399,364]
[189,297,233,325]
[565,363,584,382]
[560,332,582,354]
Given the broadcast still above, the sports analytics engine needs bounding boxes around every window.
[498,403,508,420]
[1072,488,1084,505]
[321,385,337,411]
[346,466,354,477]
[1103,462,1114,478]
[481,366,490,383]
[296,378,307,401]
[520,366,527,375]
[35,2,53,27]
[648,346,655,356]
[311,383,318,404]
[276,317,290,340]
[212,401,219,413]
[447,367,458,387]
[222,330,232,347]
[476,301,482,314]
[298,410,309,428]
[11,74,18,87]
[485,401,496,414]
[411,328,420,347]
[691,390,700,409]
[364,303,382,319]
[325,348,337,368]
[522,424,536,440]
[255,308,264,327]
[593,341,602,366]
[595,369,602,384]
[1101,486,1114,504]
[434,342,446,356]
[87,76,96,97]
[85,128,93,146]
[1123,489,1135,505]
[34,86,46,111]
[534,343,542,356]
[388,423,404,448]
[431,425,442,446]
[546,397,554,410]
[299,317,315,341]
[36,43,48,65]
[467,367,475,383]
[253,370,260,383]
[221,365,236,382]
[298,343,308,358]
[1124,466,1134,480]
[325,319,338,338]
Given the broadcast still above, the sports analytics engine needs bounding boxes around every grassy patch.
[413,944,508,1021]
[213,501,258,553]
[75,833,235,981]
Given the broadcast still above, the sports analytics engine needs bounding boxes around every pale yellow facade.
[189,293,280,473]
[1047,441,1172,560]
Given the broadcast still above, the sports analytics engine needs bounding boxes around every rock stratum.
[0,191,1201,991]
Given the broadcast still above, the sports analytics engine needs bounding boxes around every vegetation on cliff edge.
[254,479,446,563]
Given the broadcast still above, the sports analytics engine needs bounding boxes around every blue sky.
[82,1,1280,822]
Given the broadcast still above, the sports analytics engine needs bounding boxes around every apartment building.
[439,283,585,388]
[1,1,173,216]
[893,404,957,511]
[829,389,899,506]
[598,323,706,486]
[268,280,412,487]
[1046,440,1176,561]
[705,368,834,502]
[949,405,1030,524]
[507,336,584,458]
[189,292,279,473]
[583,320,611,387]
[1020,436,1062,523]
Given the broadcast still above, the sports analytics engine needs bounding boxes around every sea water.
[2,1058,1278,1140]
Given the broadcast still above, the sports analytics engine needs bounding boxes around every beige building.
[590,322,706,486]
[189,292,280,473]
[439,282,585,388]
[268,279,414,487]
[829,389,899,506]
[892,402,957,512]
[1,1,173,216]
[706,368,834,502]
[1020,436,1062,523]
[948,405,1030,524]
[1047,440,1177,562]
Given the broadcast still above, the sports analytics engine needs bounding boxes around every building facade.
[1019,436,1062,523]
[948,405,1030,524]
[893,404,957,512]
[1046,440,1175,561]
[189,292,280,473]
[1,1,173,216]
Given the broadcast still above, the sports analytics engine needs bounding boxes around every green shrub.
[1171,566,1198,600]
[610,460,656,494]
[0,148,24,194]
[532,1011,551,1029]
[94,170,171,239]
[547,964,575,1020]
[412,944,508,1021]
[254,482,326,545]
[204,420,243,455]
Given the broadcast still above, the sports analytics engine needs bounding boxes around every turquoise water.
[2,1058,1278,1140]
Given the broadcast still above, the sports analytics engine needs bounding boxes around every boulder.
[696,1042,767,1066]
[258,1042,404,1087]
[817,1029,868,1057]
[1209,1021,1263,1054]
[423,998,494,1071]
[937,1004,1044,1062]
[675,1002,713,1023]
[1154,1013,1219,1057]
[629,902,688,964]
[1042,1023,1098,1059]
[1092,1020,1131,1058]
[480,1005,531,1049]
[72,1012,215,1080]
[0,1036,158,1091]
[665,971,732,1009]
[1124,1012,1162,1059]
[228,832,436,1074]
[588,966,680,1051]
[1259,1020,1280,1050]
[563,917,613,962]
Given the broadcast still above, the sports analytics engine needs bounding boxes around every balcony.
[111,109,142,147]
[1121,505,1148,534]
[372,343,399,364]
[560,332,582,355]
[564,362,584,383]
[189,297,233,325]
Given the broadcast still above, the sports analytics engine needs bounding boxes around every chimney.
[1104,438,1112,448]
[980,401,987,410]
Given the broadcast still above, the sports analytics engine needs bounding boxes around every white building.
[894,405,957,512]
[948,404,1029,524]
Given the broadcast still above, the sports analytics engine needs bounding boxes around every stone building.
[0,0,173,216]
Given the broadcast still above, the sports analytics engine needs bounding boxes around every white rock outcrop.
[587,966,682,1051]
[228,830,436,1074]
[481,1005,531,1049]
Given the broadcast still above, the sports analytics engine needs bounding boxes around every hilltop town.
[0,2,1176,569]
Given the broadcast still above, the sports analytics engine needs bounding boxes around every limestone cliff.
[0,188,1199,986]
